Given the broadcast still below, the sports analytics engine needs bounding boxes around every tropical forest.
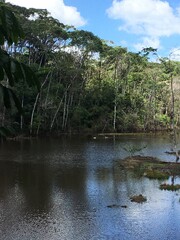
[1,1,180,137]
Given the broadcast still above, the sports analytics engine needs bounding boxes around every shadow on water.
[0,161,52,211]
[0,159,88,210]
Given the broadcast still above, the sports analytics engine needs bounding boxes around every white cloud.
[107,0,180,37]
[133,37,161,51]
[8,0,87,27]
[107,0,180,52]
[119,40,128,46]
[169,48,180,61]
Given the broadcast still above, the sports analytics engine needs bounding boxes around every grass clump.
[145,169,169,180]
[160,183,180,191]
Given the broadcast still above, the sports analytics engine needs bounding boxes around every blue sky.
[8,0,180,60]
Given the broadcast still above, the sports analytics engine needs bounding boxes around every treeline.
[1,2,180,136]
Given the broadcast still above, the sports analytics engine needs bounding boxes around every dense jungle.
[1,1,180,137]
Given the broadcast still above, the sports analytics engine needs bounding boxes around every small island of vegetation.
[118,155,180,191]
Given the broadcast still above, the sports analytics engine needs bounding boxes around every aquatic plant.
[160,183,180,191]
[144,169,169,180]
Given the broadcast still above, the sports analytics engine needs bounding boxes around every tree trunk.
[20,95,24,130]
[113,62,118,132]
[29,72,50,135]
[170,73,179,162]
[50,96,64,131]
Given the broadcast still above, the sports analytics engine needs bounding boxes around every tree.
[160,57,179,162]
[0,2,39,137]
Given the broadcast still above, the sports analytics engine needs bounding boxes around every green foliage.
[145,170,169,180]
[69,30,103,53]
[0,51,39,89]
[0,2,40,137]
[156,114,170,126]
[71,106,90,128]
[0,2,179,136]
[0,2,24,45]
[0,85,22,112]
[160,183,180,191]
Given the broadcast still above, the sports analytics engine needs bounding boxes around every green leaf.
[0,4,24,45]
[0,83,22,113]
[0,48,10,65]
[3,59,14,86]
[0,53,40,90]
[1,84,11,109]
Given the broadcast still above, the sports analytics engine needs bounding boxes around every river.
[0,134,179,240]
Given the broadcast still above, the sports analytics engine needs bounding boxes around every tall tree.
[0,2,39,136]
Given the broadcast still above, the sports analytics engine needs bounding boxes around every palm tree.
[0,2,39,136]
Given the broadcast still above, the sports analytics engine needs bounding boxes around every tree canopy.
[1,2,180,137]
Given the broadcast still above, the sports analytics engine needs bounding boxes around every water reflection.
[0,136,179,239]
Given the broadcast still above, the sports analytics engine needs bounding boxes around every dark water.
[0,134,180,240]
